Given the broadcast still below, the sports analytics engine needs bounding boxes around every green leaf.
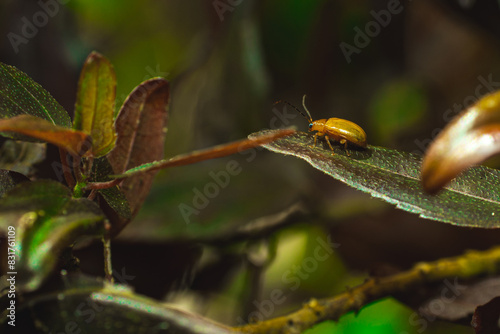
[0,115,91,157]
[252,129,500,228]
[0,62,71,127]
[91,157,131,224]
[0,273,234,333]
[98,186,131,219]
[0,180,105,292]
[73,51,117,157]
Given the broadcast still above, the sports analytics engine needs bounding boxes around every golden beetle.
[276,95,367,155]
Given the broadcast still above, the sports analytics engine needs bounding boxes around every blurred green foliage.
[369,79,427,145]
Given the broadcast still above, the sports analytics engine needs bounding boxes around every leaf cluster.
[0,52,291,332]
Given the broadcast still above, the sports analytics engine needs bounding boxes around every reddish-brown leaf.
[0,115,91,157]
[106,78,169,235]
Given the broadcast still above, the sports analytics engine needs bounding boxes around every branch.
[234,246,500,333]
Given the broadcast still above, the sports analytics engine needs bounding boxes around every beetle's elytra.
[275,95,367,156]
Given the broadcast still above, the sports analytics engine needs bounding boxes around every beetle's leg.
[324,135,336,155]
[340,139,350,156]
[311,133,321,148]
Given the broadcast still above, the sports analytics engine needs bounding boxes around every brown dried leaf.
[0,115,91,157]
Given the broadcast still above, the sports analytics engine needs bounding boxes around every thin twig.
[86,178,122,190]
[73,156,83,184]
[109,129,296,179]
[83,156,94,178]
[103,221,114,283]
[88,189,98,200]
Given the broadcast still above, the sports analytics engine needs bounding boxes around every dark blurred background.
[2,0,500,332]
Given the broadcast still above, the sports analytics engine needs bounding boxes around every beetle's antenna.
[273,98,312,123]
[301,95,314,122]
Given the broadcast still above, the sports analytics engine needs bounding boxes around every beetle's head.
[309,120,325,132]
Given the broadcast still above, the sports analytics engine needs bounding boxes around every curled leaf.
[0,180,105,292]
[0,115,91,157]
[0,62,71,127]
[422,90,500,193]
[73,51,117,157]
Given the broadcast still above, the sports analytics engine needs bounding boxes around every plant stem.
[73,156,83,184]
[58,147,75,189]
[234,246,500,334]
[85,179,121,190]
[103,221,114,283]
[88,189,98,200]
[72,181,87,198]
[83,156,94,178]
